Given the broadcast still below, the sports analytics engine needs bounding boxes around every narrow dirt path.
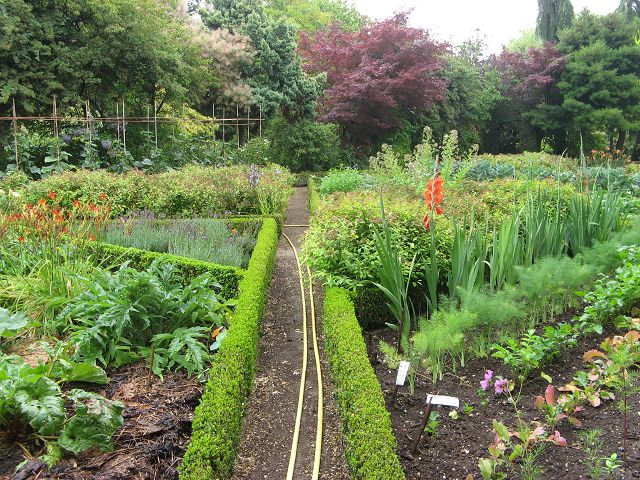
[232,187,349,480]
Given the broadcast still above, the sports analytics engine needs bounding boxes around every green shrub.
[323,288,405,480]
[303,192,454,290]
[93,243,243,300]
[18,164,293,218]
[231,138,272,165]
[308,176,320,215]
[318,169,363,195]
[267,116,343,172]
[179,218,279,480]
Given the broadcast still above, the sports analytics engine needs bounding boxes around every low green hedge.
[179,217,279,479]
[94,242,243,300]
[323,287,405,479]
[308,176,320,215]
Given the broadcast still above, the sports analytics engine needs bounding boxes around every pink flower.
[480,370,494,391]
[548,431,568,446]
[495,378,509,395]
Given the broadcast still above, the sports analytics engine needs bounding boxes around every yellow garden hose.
[283,232,324,480]
[284,232,308,480]
[307,264,324,480]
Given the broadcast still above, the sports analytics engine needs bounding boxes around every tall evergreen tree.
[617,0,640,19]
[198,0,319,119]
[536,0,575,42]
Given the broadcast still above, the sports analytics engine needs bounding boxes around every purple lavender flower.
[494,378,510,395]
[248,164,262,189]
[101,139,112,149]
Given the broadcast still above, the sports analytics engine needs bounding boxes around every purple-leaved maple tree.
[493,43,566,107]
[299,12,448,146]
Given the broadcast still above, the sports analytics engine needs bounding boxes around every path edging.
[323,287,405,480]
[179,217,280,479]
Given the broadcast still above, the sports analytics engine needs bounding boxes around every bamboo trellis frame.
[3,98,264,165]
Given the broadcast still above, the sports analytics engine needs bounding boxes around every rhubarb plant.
[0,353,123,466]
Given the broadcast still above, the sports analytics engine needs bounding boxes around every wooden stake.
[52,95,60,164]
[122,100,127,155]
[410,398,434,456]
[12,98,19,169]
[212,102,216,141]
[247,105,250,143]
[116,102,121,143]
[153,100,158,148]
[86,100,91,144]
[222,107,226,144]
[259,105,262,138]
[236,105,240,148]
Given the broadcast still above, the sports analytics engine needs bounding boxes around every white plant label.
[395,361,411,386]
[426,394,460,408]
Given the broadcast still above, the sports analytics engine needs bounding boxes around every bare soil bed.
[367,318,640,480]
[0,362,201,480]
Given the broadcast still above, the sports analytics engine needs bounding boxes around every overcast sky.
[350,0,621,52]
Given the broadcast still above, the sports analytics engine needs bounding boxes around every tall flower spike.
[423,175,445,230]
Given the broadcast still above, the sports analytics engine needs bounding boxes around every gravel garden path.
[231,187,349,480]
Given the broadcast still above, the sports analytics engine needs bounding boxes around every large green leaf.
[14,377,65,435]
[58,390,124,454]
[59,362,109,385]
[0,308,33,338]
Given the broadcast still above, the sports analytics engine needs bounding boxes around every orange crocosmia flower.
[17,236,25,243]
[37,199,47,207]
[72,200,81,208]
[47,191,57,200]
[88,234,96,241]
[98,193,107,201]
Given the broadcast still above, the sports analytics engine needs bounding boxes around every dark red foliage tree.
[494,43,566,107]
[489,42,566,152]
[299,13,447,146]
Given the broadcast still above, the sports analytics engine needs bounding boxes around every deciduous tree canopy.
[299,13,447,146]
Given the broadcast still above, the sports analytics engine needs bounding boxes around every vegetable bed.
[0,183,281,479]
[368,319,640,480]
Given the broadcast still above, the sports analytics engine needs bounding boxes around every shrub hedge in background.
[11,164,293,217]
[267,116,345,172]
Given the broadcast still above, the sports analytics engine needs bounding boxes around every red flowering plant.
[422,175,444,230]
[423,173,444,314]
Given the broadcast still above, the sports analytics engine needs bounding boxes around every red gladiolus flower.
[423,175,445,230]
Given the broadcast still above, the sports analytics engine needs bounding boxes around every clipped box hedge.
[94,242,243,301]
[179,217,279,480]
[323,287,405,480]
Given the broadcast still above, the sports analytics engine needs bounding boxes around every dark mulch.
[367,317,640,480]
[0,362,201,480]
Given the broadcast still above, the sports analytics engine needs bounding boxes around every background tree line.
[1,0,639,174]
